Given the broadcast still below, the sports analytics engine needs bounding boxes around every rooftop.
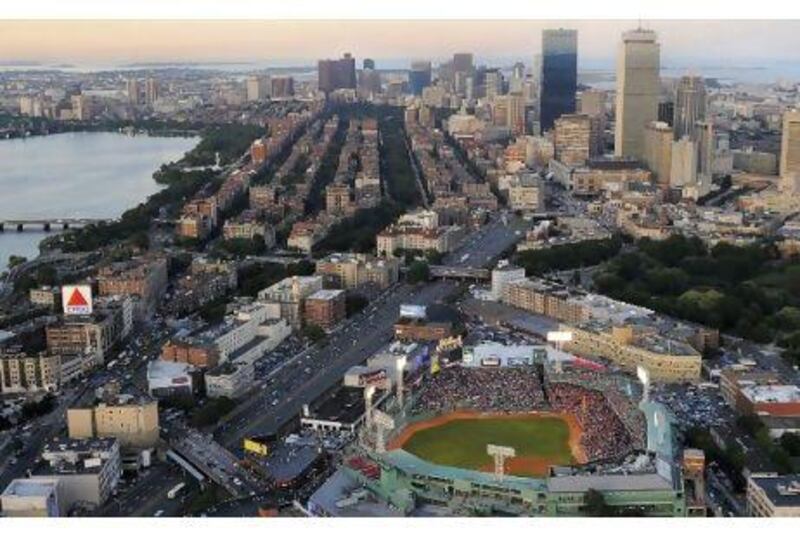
[547,472,672,493]
[742,384,800,404]
[308,289,345,301]
[1,478,58,498]
[750,474,800,507]
[256,441,323,484]
[304,386,366,426]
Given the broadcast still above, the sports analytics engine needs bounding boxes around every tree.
[7,255,26,269]
[198,299,228,324]
[35,265,58,287]
[302,324,326,343]
[345,294,369,317]
[407,260,430,284]
[779,432,800,457]
[190,397,236,428]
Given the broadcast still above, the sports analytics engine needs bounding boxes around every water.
[0,131,199,271]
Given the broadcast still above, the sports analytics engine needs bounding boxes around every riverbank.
[0,113,202,141]
[0,131,201,270]
[41,121,265,254]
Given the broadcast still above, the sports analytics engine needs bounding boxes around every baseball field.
[390,412,585,477]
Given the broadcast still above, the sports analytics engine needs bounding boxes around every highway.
[217,213,528,448]
[219,279,457,446]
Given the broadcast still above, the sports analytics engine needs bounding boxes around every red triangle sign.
[67,288,89,307]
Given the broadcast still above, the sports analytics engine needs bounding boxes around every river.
[0,131,199,271]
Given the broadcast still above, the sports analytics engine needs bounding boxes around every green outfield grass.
[401,416,576,476]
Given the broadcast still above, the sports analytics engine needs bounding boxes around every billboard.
[62,285,93,315]
[400,304,427,320]
[546,331,573,343]
[358,368,388,387]
[243,438,269,456]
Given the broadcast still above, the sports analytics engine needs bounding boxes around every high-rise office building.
[643,121,673,186]
[270,77,295,98]
[145,78,159,106]
[615,29,660,161]
[540,28,578,132]
[409,61,432,96]
[246,75,270,102]
[695,121,715,184]
[674,76,707,140]
[484,69,504,99]
[318,53,357,94]
[658,101,675,127]
[554,114,596,167]
[578,90,606,118]
[670,137,698,188]
[492,94,527,136]
[509,62,526,94]
[126,78,140,106]
[363,58,375,70]
[780,110,800,194]
[452,53,474,74]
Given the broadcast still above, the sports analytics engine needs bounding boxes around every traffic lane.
[218,284,418,434]
[225,280,457,443]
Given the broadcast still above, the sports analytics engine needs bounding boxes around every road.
[218,214,527,447]
[219,279,457,446]
[0,385,90,491]
[441,214,530,269]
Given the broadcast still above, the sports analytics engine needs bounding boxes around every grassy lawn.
[402,417,575,473]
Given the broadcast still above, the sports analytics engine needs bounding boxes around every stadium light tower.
[395,356,407,409]
[364,385,376,425]
[372,409,396,453]
[637,365,651,404]
[486,444,516,480]
[546,330,573,373]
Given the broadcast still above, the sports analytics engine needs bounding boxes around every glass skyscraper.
[540,28,578,132]
[409,61,432,96]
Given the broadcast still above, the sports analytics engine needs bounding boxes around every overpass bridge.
[429,265,491,280]
[0,218,113,232]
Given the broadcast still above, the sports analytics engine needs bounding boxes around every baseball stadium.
[332,348,690,517]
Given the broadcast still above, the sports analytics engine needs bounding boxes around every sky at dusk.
[1,20,799,68]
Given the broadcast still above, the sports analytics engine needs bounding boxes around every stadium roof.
[308,469,403,517]
[380,449,547,492]
[547,473,673,493]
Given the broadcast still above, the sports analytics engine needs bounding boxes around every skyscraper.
[452,53,474,74]
[671,136,698,188]
[246,75,269,102]
[615,29,660,161]
[780,110,800,194]
[126,78,140,106]
[484,69,504,99]
[409,61,432,96]
[540,28,578,132]
[509,62,526,94]
[318,53,357,94]
[643,121,673,186]
[674,76,707,140]
[554,114,596,167]
[145,78,159,106]
[694,121,715,188]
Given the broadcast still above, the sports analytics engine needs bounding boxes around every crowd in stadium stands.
[604,389,646,449]
[547,382,634,462]
[544,368,646,451]
[411,367,546,414]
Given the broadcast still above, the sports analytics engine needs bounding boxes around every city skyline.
[2,20,800,67]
